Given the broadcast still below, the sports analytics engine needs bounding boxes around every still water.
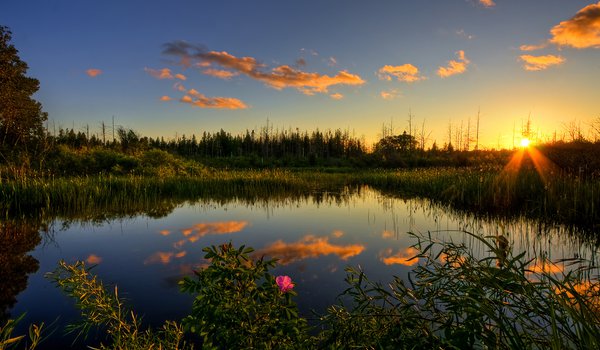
[6,186,598,347]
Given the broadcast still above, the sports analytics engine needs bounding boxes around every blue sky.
[3,0,599,148]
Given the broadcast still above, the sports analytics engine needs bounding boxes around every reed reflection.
[0,221,41,322]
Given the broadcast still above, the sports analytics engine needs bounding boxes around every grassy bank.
[1,167,599,234]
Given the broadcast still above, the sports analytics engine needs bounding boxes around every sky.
[2,0,600,149]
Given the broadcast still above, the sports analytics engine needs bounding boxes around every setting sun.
[520,138,531,148]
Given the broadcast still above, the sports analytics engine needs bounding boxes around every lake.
[5,185,598,348]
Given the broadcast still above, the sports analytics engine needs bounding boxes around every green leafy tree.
[0,26,47,159]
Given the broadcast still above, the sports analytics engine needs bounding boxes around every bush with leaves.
[179,242,308,349]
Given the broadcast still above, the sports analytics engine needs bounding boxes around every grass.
[1,167,598,237]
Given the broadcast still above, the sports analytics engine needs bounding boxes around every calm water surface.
[7,186,598,348]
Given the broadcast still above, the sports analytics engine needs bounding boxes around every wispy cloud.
[86,68,102,77]
[330,93,344,100]
[163,82,248,109]
[163,42,365,95]
[519,54,566,71]
[549,1,600,49]
[180,88,248,109]
[437,50,470,78]
[145,67,186,80]
[377,64,425,83]
[519,43,548,51]
[380,89,401,100]
[202,68,239,80]
[253,235,365,265]
[479,0,496,8]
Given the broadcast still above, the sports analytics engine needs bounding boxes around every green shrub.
[179,242,309,349]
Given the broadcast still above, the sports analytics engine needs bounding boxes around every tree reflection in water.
[0,220,41,322]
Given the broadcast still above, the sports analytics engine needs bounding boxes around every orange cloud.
[202,68,239,80]
[519,43,548,51]
[377,64,425,82]
[519,54,565,71]
[380,89,401,100]
[159,96,172,102]
[479,0,495,7]
[86,69,102,77]
[85,254,103,264]
[144,250,187,265]
[549,2,600,49]
[145,67,186,80]
[330,93,344,100]
[180,89,248,109]
[253,235,365,265]
[163,42,365,95]
[437,50,470,78]
[379,247,419,266]
[173,82,187,92]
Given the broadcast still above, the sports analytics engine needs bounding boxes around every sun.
[520,137,531,148]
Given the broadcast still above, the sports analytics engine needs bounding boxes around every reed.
[2,167,598,235]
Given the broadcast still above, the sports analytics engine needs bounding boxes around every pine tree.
[0,25,47,159]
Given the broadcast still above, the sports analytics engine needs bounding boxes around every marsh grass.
[0,315,43,350]
[45,261,187,350]
[318,231,600,349]
[2,167,598,235]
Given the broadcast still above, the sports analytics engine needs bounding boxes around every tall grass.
[1,167,598,236]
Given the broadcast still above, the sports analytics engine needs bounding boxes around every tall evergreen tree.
[0,25,47,160]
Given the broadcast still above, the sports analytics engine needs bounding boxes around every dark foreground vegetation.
[4,235,600,349]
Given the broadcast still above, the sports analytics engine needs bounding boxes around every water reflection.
[144,251,187,265]
[4,185,599,349]
[85,254,103,265]
[144,221,250,266]
[253,234,365,265]
[0,221,41,322]
[379,247,420,266]
[177,221,249,245]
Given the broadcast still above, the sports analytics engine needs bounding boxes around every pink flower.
[275,275,295,293]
